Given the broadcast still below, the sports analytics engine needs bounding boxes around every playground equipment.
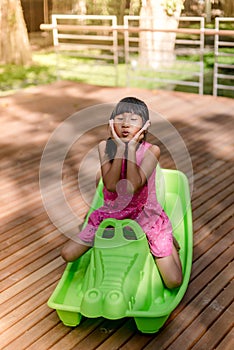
[48,168,193,333]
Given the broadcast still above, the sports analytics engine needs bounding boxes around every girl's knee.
[155,254,183,289]
[164,273,183,289]
[61,241,90,262]
[61,245,74,262]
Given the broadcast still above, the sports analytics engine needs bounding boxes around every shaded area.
[0,81,233,349]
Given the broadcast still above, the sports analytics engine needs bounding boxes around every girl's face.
[113,112,143,142]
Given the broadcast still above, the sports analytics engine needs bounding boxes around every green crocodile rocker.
[48,168,193,333]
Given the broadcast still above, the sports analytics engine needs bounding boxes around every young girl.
[61,97,182,289]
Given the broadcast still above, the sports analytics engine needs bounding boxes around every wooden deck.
[0,81,233,350]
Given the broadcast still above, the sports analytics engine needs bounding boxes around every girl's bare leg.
[61,239,90,262]
[155,245,183,289]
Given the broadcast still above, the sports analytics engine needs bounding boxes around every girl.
[61,97,182,289]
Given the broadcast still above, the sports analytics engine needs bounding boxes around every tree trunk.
[205,0,211,22]
[223,0,234,16]
[139,0,182,69]
[0,0,31,65]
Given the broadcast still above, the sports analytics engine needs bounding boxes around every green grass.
[0,50,233,97]
[126,59,201,90]
[0,60,56,94]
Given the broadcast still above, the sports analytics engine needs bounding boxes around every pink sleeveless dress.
[78,141,173,258]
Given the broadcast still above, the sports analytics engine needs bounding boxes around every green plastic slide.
[48,168,193,333]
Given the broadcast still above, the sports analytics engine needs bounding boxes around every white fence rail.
[51,14,119,84]
[124,16,205,95]
[213,17,234,96]
[40,16,234,97]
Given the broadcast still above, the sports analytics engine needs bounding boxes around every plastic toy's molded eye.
[123,226,137,240]
[102,226,115,238]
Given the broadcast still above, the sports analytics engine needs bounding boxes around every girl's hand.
[128,120,151,149]
[109,119,125,149]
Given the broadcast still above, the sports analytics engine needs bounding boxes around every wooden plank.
[0,265,64,318]
[192,168,234,209]
[48,319,108,350]
[0,282,58,334]
[65,318,127,350]
[95,319,136,350]
[108,331,152,350]
[215,328,234,350]
[191,300,234,350]
[0,197,46,223]
[166,280,234,349]
[142,262,233,349]
[27,322,72,350]
[0,223,57,261]
[0,257,64,303]
[159,245,234,326]
[191,230,233,280]
[0,214,53,246]
[2,312,66,350]
[118,253,233,350]
[29,318,104,350]
[192,216,234,261]
[193,186,234,222]
[193,205,233,246]
[0,302,53,349]
[0,230,63,270]
[0,207,47,237]
[1,238,65,290]
[193,159,226,184]
[188,246,233,300]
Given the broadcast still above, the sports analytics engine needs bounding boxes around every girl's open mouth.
[122,131,130,137]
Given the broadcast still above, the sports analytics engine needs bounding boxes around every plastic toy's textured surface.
[48,169,193,333]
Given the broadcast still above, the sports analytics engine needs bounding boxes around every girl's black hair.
[110,96,149,123]
[105,97,149,161]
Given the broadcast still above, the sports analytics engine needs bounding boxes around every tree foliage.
[52,0,141,23]
[51,0,233,20]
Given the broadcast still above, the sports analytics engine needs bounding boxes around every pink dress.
[78,141,173,258]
